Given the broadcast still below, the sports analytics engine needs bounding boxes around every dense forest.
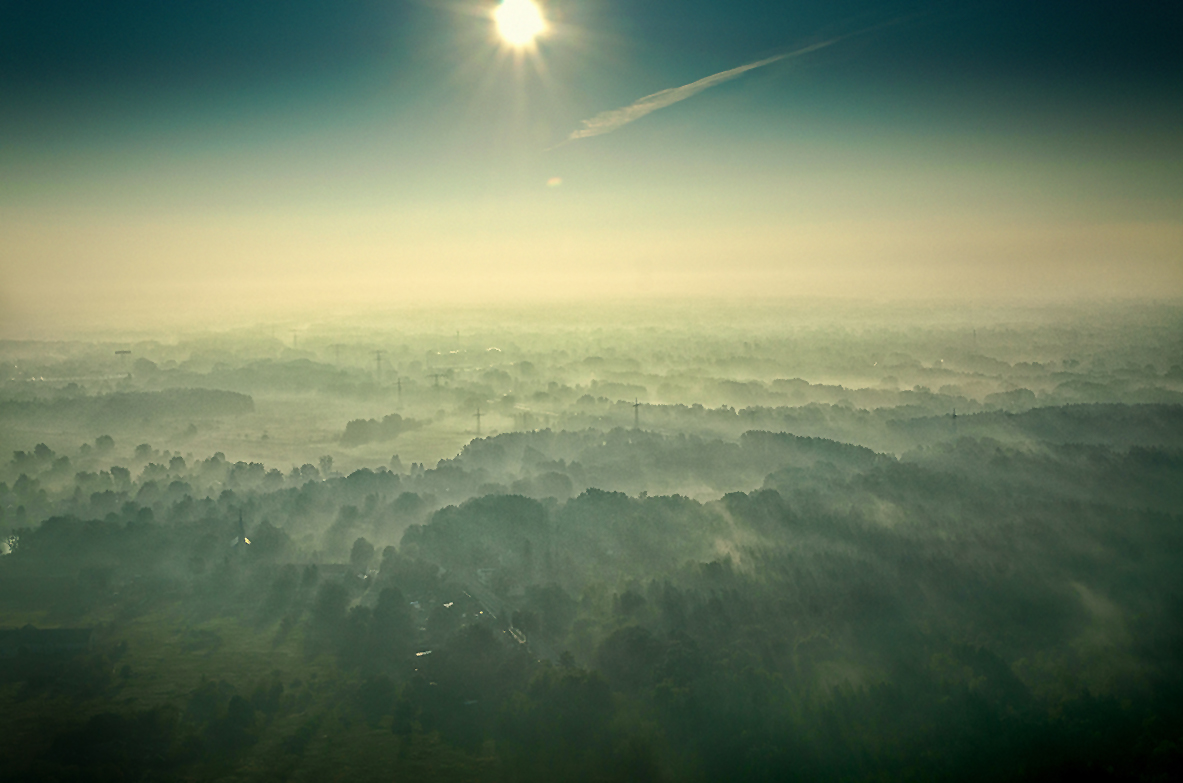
[2,302,1182,781]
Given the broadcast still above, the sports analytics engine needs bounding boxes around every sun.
[494,0,546,46]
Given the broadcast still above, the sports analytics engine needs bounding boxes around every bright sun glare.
[494,0,546,46]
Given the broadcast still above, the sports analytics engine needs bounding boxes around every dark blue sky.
[3,1,1179,113]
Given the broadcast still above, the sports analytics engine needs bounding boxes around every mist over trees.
[340,413,423,447]
[1,302,1182,781]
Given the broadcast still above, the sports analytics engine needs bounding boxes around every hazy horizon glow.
[1,1,1180,335]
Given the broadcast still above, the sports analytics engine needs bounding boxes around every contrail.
[559,38,840,146]
[556,15,918,148]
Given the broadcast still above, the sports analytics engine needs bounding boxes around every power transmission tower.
[474,408,482,437]
[375,350,385,383]
[397,376,402,406]
[430,372,444,388]
[633,398,640,429]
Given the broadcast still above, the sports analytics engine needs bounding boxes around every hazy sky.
[2,1,1180,333]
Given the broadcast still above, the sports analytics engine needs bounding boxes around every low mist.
[2,300,1182,781]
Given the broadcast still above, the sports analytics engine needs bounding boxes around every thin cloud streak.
[560,38,840,145]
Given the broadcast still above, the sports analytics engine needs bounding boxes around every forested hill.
[3,309,1182,781]
[0,389,254,424]
[447,427,888,498]
[891,403,1183,449]
[3,407,1182,780]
